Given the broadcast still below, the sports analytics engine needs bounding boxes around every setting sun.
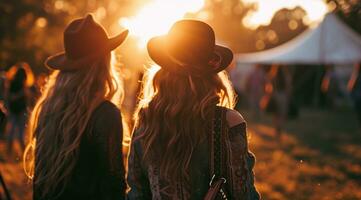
[118,0,204,48]
[119,0,330,48]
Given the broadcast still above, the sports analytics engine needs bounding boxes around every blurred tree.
[327,0,361,34]
[199,0,255,52]
[0,0,135,73]
[253,7,308,51]
[197,1,310,53]
[1,0,69,72]
[1,0,360,73]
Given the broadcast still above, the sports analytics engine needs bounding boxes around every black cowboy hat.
[45,14,128,71]
[147,20,233,76]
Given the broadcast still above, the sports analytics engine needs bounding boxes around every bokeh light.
[288,19,299,30]
[35,17,47,28]
[118,0,204,48]
[242,0,329,29]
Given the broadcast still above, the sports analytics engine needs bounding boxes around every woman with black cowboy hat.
[128,20,260,199]
[23,14,128,200]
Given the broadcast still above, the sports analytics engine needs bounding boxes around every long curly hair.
[23,53,123,198]
[133,65,236,186]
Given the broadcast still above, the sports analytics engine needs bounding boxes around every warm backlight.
[119,0,204,48]
[119,0,329,47]
[242,0,328,29]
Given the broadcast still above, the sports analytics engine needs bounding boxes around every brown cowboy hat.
[147,20,233,76]
[45,14,128,71]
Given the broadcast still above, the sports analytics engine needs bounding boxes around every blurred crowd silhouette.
[0,59,360,199]
[230,62,361,137]
[1,60,361,159]
[2,61,361,158]
[0,62,46,159]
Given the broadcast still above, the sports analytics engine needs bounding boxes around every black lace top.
[34,101,126,200]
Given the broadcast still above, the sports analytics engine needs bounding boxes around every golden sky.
[119,0,330,48]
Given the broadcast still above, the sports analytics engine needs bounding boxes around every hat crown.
[166,20,216,64]
[45,14,128,71]
[147,20,233,76]
[64,15,108,60]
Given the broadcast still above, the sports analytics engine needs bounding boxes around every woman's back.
[26,14,128,200]
[128,19,259,199]
[127,106,260,199]
[34,101,126,200]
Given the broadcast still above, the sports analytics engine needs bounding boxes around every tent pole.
[313,15,326,107]
[313,67,322,107]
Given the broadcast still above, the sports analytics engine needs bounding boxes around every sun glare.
[119,0,330,48]
[242,0,329,29]
[119,0,204,48]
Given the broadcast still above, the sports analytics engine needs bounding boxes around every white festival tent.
[236,13,361,65]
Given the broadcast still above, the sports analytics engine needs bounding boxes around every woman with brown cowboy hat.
[127,20,260,199]
[23,14,128,200]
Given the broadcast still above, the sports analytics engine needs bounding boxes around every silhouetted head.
[13,67,27,84]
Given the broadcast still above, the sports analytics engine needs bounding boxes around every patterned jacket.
[127,107,260,199]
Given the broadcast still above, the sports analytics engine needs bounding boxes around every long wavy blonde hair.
[23,53,122,198]
[133,65,236,186]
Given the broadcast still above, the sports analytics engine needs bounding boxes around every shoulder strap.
[204,107,228,200]
[213,106,225,178]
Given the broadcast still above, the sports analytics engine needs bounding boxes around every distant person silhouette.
[348,63,361,131]
[246,64,266,119]
[265,65,292,138]
[6,64,30,155]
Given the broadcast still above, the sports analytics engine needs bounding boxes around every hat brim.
[45,30,129,71]
[147,35,233,75]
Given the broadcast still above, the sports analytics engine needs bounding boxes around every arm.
[242,130,260,200]
[227,110,260,200]
[127,128,152,199]
[93,103,126,200]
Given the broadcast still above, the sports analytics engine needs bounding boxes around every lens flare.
[119,0,329,47]
[119,0,204,48]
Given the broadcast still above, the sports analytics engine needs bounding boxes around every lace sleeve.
[93,102,126,199]
[229,123,260,200]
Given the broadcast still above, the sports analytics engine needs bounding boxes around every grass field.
[246,108,361,200]
[0,108,360,200]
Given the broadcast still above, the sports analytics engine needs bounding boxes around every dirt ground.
[0,143,31,200]
[0,108,360,200]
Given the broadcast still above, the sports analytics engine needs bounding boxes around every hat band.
[164,50,220,76]
[208,52,223,71]
[165,51,188,68]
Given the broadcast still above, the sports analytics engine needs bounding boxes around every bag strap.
[214,107,226,178]
[204,107,228,200]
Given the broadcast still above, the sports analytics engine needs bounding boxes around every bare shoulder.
[225,108,246,128]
